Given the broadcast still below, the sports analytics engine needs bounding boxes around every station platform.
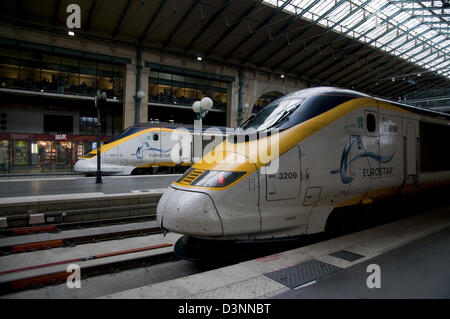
[0,174,179,229]
[103,205,450,299]
[273,225,450,299]
[0,174,180,199]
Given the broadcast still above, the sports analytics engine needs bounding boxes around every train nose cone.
[74,159,90,172]
[157,187,223,237]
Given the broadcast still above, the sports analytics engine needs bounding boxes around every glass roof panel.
[265,0,450,79]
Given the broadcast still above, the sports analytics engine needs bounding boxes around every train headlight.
[180,170,246,188]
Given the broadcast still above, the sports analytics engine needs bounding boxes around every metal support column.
[237,70,243,126]
[135,47,142,124]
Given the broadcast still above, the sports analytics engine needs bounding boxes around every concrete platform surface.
[273,226,450,299]
[0,174,180,198]
[101,206,450,299]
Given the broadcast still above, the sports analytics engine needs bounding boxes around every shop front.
[0,133,109,174]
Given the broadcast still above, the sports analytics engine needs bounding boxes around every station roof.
[0,0,449,99]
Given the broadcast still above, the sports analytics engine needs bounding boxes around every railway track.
[3,188,448,298]
[0,196,178,296]
[2,201,160,229]
[0,213,157,237]
[0,242,175,294]
[0,193,184,296]
[0,220,163,255]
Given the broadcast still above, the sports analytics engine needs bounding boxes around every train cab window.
[366,113,376,133]
[110,126,145,142]
[153,134,159,141]
[239,88,368,134]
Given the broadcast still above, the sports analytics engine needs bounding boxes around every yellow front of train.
[156,121,302,241]
[73,151,98,173]
[157,140,257,239]
[156,91,310,242]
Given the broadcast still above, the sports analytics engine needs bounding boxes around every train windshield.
[109,126,146,142]
[241,97,304,131]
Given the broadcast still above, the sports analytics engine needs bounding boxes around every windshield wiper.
[267,106,298,129]
[240,113,256,128]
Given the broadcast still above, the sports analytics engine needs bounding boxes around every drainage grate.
[329,250,365,262]
[264,259,342,289]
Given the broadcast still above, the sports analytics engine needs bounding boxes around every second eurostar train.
[157,87,450,246]
[74,123,228,175]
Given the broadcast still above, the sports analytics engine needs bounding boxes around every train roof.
[123,89,449,141]
[373,97,450,121]
[285,86,369,99]
[122,122,230,133]
[286,87,450,121]
[107,122,230,143]
[240,87,450,133]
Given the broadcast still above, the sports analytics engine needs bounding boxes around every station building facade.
[0,26,305,174]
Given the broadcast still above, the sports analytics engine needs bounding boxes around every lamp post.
[94,90,107,184]
[192,97,213,161]
[134,90,146,124]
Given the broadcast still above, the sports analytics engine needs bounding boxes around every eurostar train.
[74,123,228,175]
[157,87,450,249]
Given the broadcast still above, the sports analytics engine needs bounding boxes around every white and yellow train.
[157,87,450,250]
[74,123,229,175]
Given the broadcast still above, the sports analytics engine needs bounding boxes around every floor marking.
[294,280,317,289]
[0,177,78,183]
[0,174,180,183]
[109,174,181,179]
[329,250,365,262]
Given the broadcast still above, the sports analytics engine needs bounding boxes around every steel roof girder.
[304,13,413,80]
[163,0,202,48]
[241,0,322,63]
[286,2,399,75]
[267,0,348,70]
[52,0,62,26]
[314,30,420,84]
[84,0,99,33]
[224,0,294,60]
[255,0,342,68]
[313,22,441,82]
[205,0,265,57]
[184,0,233,53]
[112,0,134,38]
[139,0,167,42]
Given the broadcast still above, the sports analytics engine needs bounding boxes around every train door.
[162,130,193,165]
[259,146,304,233]
[102,142,120,169]
[145,131,162,165]
[403,120,418,185]
[265,146,301,201]
[347,134,371,194]
[116,144,123,166]
[117,143,129,167]
[378,113,403,188]
[125,131,160,167]
[348,111,378,194]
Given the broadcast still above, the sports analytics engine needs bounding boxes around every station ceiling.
[0,0,449,100]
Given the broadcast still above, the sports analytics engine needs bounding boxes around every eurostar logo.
[131,142,172,159]
[331,136,394,184]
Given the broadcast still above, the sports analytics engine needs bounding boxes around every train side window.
[153,134,159,141]
[366,113,376,133]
